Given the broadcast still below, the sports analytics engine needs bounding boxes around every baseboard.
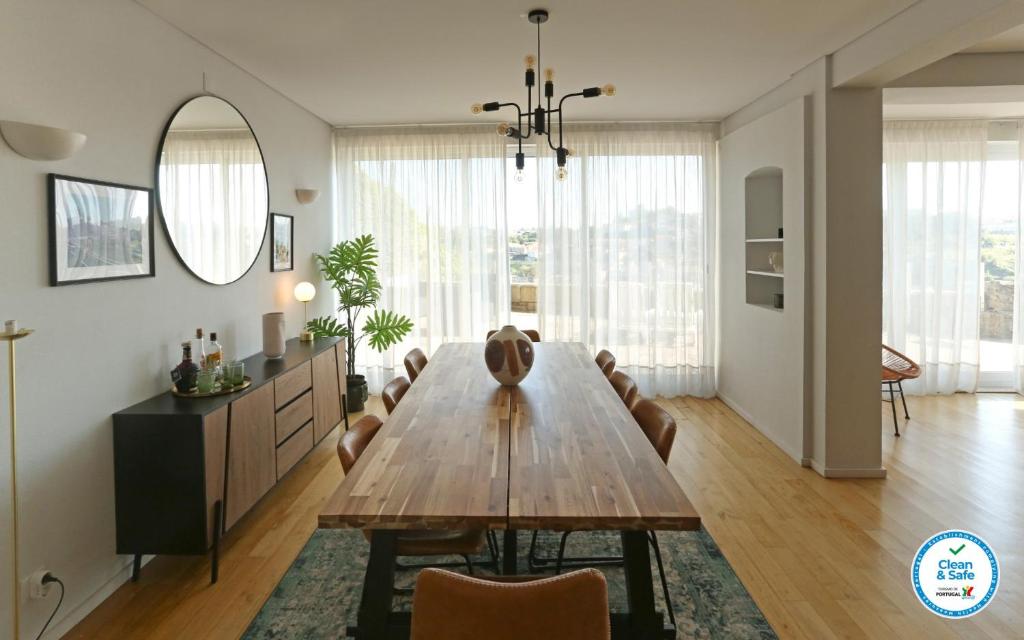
[716,391,807,465]
[809,459,887,479]
[41,555,150,640]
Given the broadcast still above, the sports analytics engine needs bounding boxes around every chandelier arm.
[555,92,585,151]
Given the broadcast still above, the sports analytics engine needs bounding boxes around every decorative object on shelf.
[295,282,316,342]
[170,374,252,398]
[226,360,246,386]
[0,120,86,161]
[171,342,201,393]
[306,234,413,412]
[207,332,224,379]
[777,227,784,239]
[484,325,535,386]
[263,312,286,359]
[295,188,320,205]
[197,369,217,394]
[469,8,615,183]
[156,95,268,286]
[48,174,155,286]
[1,325,32,640]
[271,213,294,272]
[773,293,784,310]
[768,251,784,273]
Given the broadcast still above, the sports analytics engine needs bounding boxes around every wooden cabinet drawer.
[276,420,313,480]
[276,389,312,445]
[275,361,311,409]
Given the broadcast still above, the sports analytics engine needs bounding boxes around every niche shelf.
[744,167,784,310]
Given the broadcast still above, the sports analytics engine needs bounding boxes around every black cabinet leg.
[131,554,142,582]
[211,499,223,584]
[502,529,518,575]
[356,530,398,640]
[621,530,664,639]
[343,396,350,431]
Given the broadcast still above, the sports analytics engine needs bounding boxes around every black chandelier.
[471,8,615,182]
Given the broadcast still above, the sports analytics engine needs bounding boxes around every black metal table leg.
[502,529,518,575]
[619,530,665,640]
[211,499,222,584]
[356,530,399,639]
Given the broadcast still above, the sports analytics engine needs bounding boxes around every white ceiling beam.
[831,0,1024,88]
[886,52,1024,87]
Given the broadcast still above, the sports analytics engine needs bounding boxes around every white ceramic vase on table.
[262,312,286,359]
[484,325,535,386]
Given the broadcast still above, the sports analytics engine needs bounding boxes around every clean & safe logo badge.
[912,530,998,618]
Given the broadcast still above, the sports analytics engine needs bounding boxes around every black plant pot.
[346,374,368,413]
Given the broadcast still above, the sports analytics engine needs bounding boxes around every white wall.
[0,1,334,637]
[719,98,809,463]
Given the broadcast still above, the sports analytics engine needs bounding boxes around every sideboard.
[113,336,346,583]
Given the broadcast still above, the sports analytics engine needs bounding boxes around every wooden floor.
[66,393,1023,639]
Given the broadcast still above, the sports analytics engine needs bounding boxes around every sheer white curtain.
[1015,124,1024,393]
[883,121,987,394]
[334,127,508,389]
[160,130,267,282]
[535,124,717,398]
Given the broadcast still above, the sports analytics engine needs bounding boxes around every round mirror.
[156,96,269,285]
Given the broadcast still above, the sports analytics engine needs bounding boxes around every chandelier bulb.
[602,84,617,97]
[556,166,568,182]
[525,54,536,69]
[514,169,525,183]
[471,103,483,115]
[496,122,511,136]
[544,68,554,82]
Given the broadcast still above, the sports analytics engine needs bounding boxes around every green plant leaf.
[363,309,413,352]
[305,316,351,339]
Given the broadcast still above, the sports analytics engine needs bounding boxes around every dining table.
[318,342,701,640]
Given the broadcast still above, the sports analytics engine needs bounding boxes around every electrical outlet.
[26,569,53,599]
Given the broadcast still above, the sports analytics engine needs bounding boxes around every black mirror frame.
[154,94,270,286]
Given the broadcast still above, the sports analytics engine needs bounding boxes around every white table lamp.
[294,282,316,342]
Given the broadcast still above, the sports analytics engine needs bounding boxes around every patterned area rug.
[244,528,777,639]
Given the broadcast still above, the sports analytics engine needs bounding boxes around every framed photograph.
[271,213,294,272]
[48,174,155,286]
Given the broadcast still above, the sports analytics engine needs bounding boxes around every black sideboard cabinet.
[113,336,347,583]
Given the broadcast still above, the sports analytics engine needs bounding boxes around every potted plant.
[305,234,413,412]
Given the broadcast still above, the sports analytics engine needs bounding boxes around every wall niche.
[744,166,784,310]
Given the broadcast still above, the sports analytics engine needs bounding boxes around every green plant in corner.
[306,235,413,409]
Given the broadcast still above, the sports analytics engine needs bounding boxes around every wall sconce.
[0,121,86,161]
[295,188,320,205]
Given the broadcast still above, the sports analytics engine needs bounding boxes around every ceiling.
[963,23,1024,53]
[884,86,1024,120]
[139,0,917,126]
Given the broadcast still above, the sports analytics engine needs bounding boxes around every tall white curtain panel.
[883,120,987,394]
[333,126,509,390]
[535,124,718,398]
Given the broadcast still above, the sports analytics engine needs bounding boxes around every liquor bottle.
[171,342,200,393]
[207,332,224,378]
[193,328,208,370]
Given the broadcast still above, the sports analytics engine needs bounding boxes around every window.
[506,148,539,326]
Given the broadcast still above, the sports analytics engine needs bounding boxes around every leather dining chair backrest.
[594,349,616,378]
[337,414,384,474]
[381,376,411,415]
[411,568,609,640]
[404,348,429,383]
[630,398,677,464]
[609,371,639,411]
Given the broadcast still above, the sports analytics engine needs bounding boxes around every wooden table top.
[319,343,510,530]
[319,342,700,532]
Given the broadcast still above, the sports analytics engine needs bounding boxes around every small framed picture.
[48,174,155,286]
[270,213,294,272]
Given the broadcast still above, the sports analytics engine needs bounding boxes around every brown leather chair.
[609,370,639,410]
[411,568,609,640]
[404,348,428,383]
[337,415,497,572]
[594,349,616,378]
[487,329,541,342]
[631,398,676,464]
[381,376,411,415]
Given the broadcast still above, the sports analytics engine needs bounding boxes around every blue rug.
[244,528,777,639]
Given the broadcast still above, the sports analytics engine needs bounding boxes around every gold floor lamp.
[3,327,32,640]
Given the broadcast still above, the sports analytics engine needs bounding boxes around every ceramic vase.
[484,325,535,386]
[262,312,286,359]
